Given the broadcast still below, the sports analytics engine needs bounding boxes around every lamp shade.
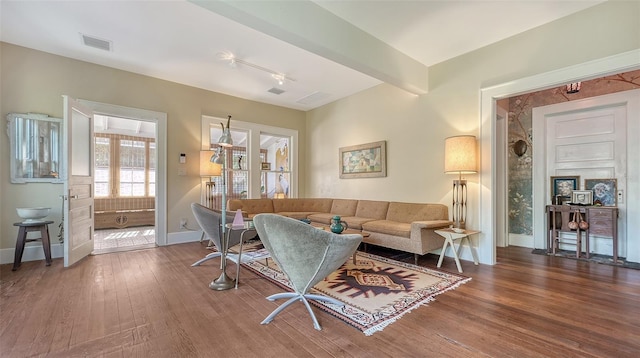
[444,135,477,174]
[200,150,222,177]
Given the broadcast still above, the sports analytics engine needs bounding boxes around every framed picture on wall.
[339,140,387,179]
[585,178,617,206]
[550,176,579,201]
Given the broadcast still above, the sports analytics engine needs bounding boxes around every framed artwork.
[261,162,271,170]
[572,190,593,205]
[550,176,579,199]
[585,178,617,206]
[339,140,386,179]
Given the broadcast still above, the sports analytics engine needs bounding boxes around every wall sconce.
[566,82,581,94]
[444,135,477,229]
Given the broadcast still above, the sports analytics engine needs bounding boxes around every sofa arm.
[411,220,452,230]
[410,220,452,253]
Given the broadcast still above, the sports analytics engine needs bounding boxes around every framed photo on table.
[550,176,579,200]
[572,190,593,205]
[585,178,617,206]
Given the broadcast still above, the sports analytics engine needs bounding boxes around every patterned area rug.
[243,251,471,335]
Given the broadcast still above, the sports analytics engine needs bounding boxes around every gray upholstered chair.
[253,213,362,330]
[191,203,266,288]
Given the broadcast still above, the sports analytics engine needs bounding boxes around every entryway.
[92,114,158,254]
[93,226,155,254]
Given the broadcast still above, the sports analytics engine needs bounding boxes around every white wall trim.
[480,49,640,265]
[508,234,534,248]
[166,230,203,245]
[0,243,64,265]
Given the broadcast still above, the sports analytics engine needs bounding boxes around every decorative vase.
[330,215,348,234]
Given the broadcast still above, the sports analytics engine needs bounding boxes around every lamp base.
[452,179,467,230]
[209,271,235,291]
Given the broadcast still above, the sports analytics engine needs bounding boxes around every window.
[203,116,298,210]
[94,134,155,198]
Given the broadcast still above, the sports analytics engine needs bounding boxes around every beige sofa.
[227,198,452,264]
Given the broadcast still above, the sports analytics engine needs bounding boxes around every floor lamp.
[444,135,477,229]
[208,116,235,291]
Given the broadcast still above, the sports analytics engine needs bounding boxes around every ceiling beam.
[189,0,428,95]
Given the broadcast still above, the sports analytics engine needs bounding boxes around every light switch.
[178,168,186,176]
[617,190,624,204]
[179,153,186,164]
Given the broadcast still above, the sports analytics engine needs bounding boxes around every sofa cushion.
[272,198,333,213]
[227,199,274,215]
[386,202,448,223]
[362,220,411,238]
[340,216,377,230]
[278,212,321,220]
[354,200,389,220]
[330,199,358,216]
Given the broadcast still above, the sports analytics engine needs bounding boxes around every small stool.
[12,221,54,271]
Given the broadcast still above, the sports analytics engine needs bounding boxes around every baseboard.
[509,233,534,248]
[0,243,64,265]
[166,230,203,245]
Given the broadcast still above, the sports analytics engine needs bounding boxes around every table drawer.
[587,208,616,237]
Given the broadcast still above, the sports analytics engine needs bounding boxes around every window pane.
[120,169,132,182]
[94,137,110,197]
[120,139,146,196]
[95,182,109,197]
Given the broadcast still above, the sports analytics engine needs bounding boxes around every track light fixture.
[218,51,295,85]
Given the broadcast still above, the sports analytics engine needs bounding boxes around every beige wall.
[0,43,306,251]
[1,0,638,256]
[305,1,640,232]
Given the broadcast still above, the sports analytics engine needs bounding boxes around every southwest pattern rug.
[243,251,471,335]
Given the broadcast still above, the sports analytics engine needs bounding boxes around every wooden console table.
[546,205,618,262]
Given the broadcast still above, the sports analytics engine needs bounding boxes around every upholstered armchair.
[253,213,362,330]
[190,203,243,266]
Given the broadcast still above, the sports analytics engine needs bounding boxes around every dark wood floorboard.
[1,243,639,357]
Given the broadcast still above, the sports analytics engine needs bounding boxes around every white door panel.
[63,95,95,267]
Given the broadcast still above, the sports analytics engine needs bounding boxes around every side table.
[12,221,54,271]
[435,228,480,273]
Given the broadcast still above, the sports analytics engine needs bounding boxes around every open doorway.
[92,115,158,254]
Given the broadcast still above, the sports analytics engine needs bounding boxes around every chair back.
[191,203,242,250]
[253,213,362,293]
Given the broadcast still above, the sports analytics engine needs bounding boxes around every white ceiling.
[1,0,604,111]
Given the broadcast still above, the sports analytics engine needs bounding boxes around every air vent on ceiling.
[268,87,285,95]
[296,91,330,105]
[80,33,112,51]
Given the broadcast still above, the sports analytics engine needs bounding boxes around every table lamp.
[200,150,222,209]
[444,135,477,229]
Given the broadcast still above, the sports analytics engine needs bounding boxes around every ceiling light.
[271,74,285,85]
[218,52,295,84]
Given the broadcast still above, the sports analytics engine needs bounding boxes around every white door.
[533,89,640,261]
[63,96,95,267]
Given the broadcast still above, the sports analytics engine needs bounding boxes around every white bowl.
[16,207,51,223]
[452,228,465,233]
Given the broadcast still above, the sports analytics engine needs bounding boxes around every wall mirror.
[7,112,64,183]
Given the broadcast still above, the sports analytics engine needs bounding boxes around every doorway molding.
[479,49,640,265]
[79,100,168,246]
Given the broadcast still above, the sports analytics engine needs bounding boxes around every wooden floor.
[1,243,639,357]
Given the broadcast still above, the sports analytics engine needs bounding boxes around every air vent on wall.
[80,33,112,51]
[268,87,285,95]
